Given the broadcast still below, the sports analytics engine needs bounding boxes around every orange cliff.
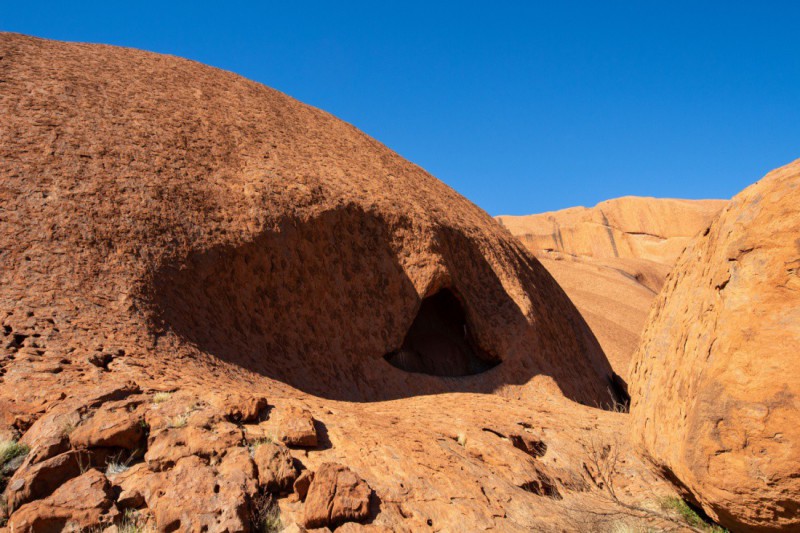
[497,197,726,376]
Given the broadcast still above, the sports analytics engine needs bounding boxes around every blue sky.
[3,2,799,215]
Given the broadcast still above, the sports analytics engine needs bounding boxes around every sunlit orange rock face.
[629,160,800,532]
[497,197,726,376]
[498,197,727,281]
[1,33,687,531]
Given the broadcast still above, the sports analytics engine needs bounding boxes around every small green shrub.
[248,436,274,455]
[659,496,727,532]
[0,440,29,468]
[249,492,281,533]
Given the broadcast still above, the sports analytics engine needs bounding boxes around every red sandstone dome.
[0,33,622,406]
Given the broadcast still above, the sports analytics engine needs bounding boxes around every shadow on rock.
[147,205,622,406]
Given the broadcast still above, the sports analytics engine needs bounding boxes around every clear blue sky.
[3,2,799,215]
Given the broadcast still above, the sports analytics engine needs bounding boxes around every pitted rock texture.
[629,160,800,531]
[1,33,686,532]
[0,32,621,406]
[498,197,726,376]
[302,463,371,529]
[7,469,118,532]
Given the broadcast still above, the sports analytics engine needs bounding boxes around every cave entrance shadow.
[383,288,500,377]
[147,205,621,405]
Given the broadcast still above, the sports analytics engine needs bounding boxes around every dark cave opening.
[384,289,500,377]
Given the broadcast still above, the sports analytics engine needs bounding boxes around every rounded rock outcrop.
[0,32,620,405]
[629,159,800,531]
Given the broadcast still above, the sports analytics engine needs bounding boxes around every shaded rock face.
[149,203,615,402]
[151,208,509,398]
[383,288,499,376]
[629,160,800,532]
[497,197,726,377]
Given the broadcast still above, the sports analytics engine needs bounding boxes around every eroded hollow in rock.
[147,205,613,403]
[384,289,500,377]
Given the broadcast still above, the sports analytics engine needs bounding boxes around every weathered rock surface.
[145,454,256,532]
[5,451,87,513]
[69,405,145,450]
[0,32,622,407]
[303,463,372,529]
[497,196,727,276]
[7,469,118,532]
[629,160,800,531]
[0,33,691,531]
[498,197,725,376]
[535,255,658,379]
[254,442,298,494]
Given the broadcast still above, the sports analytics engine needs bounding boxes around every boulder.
[253,442,297,494]
[218,446,259,497]
[69,408,145,450]
[293,470,315,501]
[225,396,269,424]
[18,409,81,461]
[629,159,800,531]
[303,463,371,529]
[5,450,86,512]
[18,434,70,468]
[145,454,255,532]
[7,469,118,532]
[273,406,318,448]
[144,420,242,471]
[108,463,150,509]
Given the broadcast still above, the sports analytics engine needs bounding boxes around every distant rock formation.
[629,160,800,531]
[498,197,725,376]
[498,197,727,289]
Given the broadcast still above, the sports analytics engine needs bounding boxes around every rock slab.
[303,463,372,529]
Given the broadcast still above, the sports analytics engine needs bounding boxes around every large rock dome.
[0,33,620,405]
